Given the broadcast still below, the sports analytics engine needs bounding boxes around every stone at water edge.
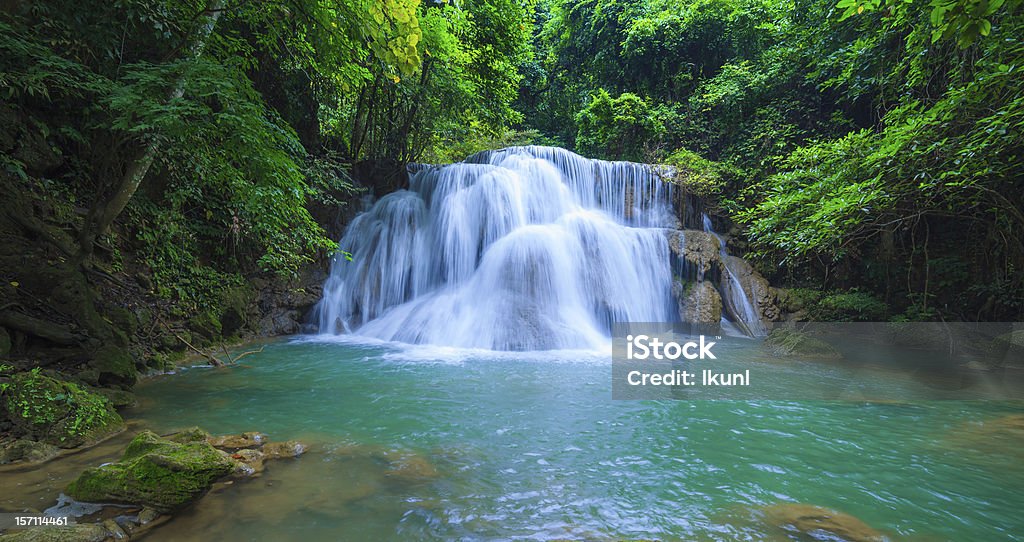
[2,371,125,449]
[763,326,843,360]
[65,430,235,513]
[207,431,267,449]
[0,523,111,542]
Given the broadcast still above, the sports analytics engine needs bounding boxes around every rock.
[2,372,125,448]
[948,413,1024,457]
[761,503,889,542]
[0,438,61,464]
[992,329,1024,365]
[262,440,306,459]
[136,507,160,525]
[208,431,267,450]
[66,430,235,512]
[88,387,136,409]
[0,326,10,356]
[228,448,265,476]
[87,344,136,388]
[667,230,720,278]
[0,523,111,542]
[719,255,780,322]
[382,451,439,482]
[674,280,722,324]
[166,426,212,444]
[764,327,842,360]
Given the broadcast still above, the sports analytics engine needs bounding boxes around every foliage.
[575,89,663,161]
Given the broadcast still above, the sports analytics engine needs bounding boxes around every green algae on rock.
[66,430,234,512]
[1,371,125,449]
[763,326,843,360]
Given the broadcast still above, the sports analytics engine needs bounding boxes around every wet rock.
[2,372,124,448]
[66,430,235,512]
[764,327,842,360]
[674,280,722,324]
[87,345,136,388]
[667,230,720,277]
[0,439,60,464]
[719,255,780,322]
[262,441,306,459]
[165,426,211,444]
[382,451,439,482]
[208,431,267,450]
[761,503,889,542]
[228,448,265,476]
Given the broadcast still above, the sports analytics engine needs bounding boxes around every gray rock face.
[674,281,723,324]
[666,229,779,329]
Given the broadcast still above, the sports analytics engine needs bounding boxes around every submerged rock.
[763,327,842,360]
[66,430,235,512]
[2,371,125,449]
[761,503,889,542]
[0,439,60,464]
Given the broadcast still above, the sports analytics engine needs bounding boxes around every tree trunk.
[76,0,226,265]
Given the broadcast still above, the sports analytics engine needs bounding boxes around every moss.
[764,327,842,360]
[87,344,137,387]
[2,370,124,448]
[105,305,138,337]
[187,311,222,342]
[66,430,234,512]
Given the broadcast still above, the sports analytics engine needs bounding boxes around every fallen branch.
[162,323,223,367]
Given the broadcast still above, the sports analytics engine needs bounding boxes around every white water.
[703,214,768,337]
[315,146,765,350]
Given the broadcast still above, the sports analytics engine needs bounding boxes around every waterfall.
[314,146,680,350]
[702,215,768,337]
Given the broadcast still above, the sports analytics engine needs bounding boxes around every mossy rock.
[66,430,235,512]
[87,344,136,388]
[763,327,842,360]
[105,306,138,337]
[89,386,137,408]
[187,311,222,342]
[2,371,124,448]
[993,330,1024,365]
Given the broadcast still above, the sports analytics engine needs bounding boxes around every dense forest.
[1,0,1022,375]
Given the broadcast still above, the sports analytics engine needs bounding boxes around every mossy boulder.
[2,371,124,448]
[66,430,235,512]
[87,344,137,388]
[763,327,842,360]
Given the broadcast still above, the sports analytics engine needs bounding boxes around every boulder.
[667,230,720,278]
[87,344,136,388]
[674,281,722,324]
[2,371,124,448]
[764,327,842,360]
[66,430,234,512]
[719,255,780,322]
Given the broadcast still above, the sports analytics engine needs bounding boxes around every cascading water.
[314,146,679,350]
[702,214,768,337]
